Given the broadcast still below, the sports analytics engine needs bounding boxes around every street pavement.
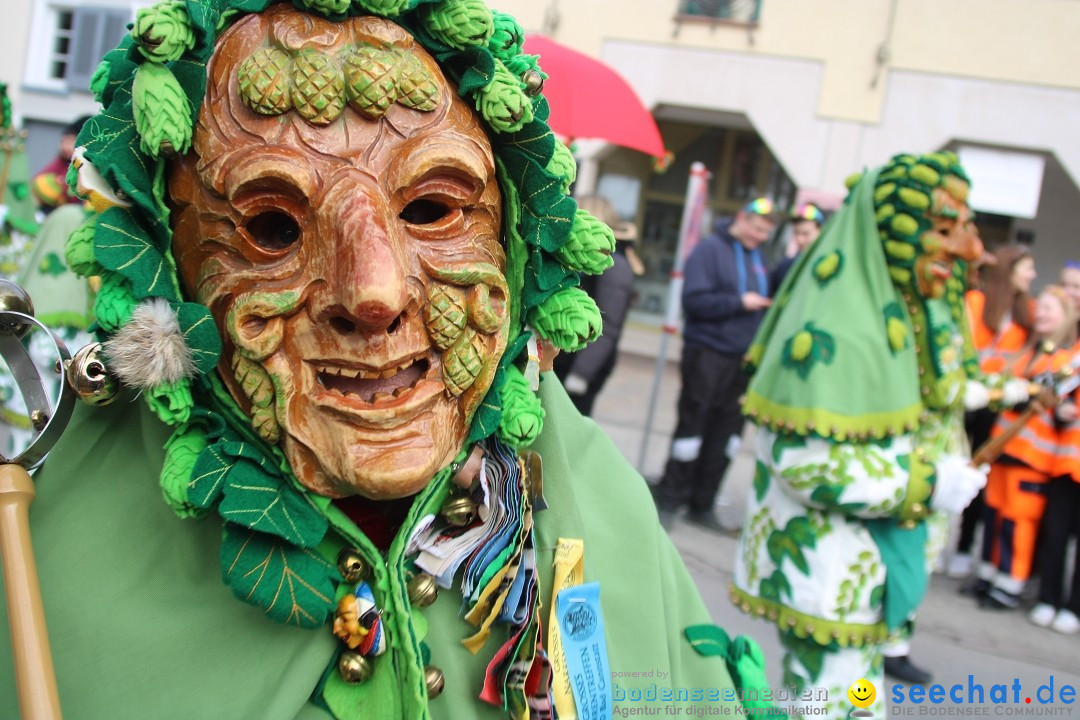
[587,335,1080,710]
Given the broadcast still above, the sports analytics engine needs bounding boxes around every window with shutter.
[65,7,131,94]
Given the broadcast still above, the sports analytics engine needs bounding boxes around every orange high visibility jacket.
[966,290,1029,374]
[991,345,1072,475]
[1052,340,1080,482]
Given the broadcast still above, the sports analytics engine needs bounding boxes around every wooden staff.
[972,385,1058,467]
[0,463,62,719]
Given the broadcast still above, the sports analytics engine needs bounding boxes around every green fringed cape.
[743,168,923,442]
[0,377,741,719]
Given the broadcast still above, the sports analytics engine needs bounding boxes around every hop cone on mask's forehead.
[396,53,440,112]
[443,327,486,396]
[425,284,468,351]
[290,51,345,125]
[238,47,293,115]
[343,47,399,119]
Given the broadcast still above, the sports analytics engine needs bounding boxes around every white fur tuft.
[103,298,195,388]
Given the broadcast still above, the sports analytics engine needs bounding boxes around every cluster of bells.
[332,490,479,699]
[0,280,119,407]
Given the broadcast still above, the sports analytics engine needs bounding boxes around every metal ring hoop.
[0,311,75,470]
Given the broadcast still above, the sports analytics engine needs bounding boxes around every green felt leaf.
[810,484,867,514]
[753,460,770,502]
[218,459,328,548]
[785,517,818,548]
[76,99,168,247]
[188,442,235,509]
[221,523,337,628]
[770,433,807,465]
[683,624,731,658]
[870,583,885,609]
[766,529,810,576]
[176,301,222,374]
[93,206,180,301]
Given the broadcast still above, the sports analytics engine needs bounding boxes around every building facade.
[3,0,1078,318]
[499,0,1080,317]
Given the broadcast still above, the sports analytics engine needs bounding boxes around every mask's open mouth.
[930,259,953,280]
[317,357,431,403]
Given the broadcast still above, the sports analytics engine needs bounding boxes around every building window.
[27,3,131,93]
[48,9,74,82]
[676,0,762,24]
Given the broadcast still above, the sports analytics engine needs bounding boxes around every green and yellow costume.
[734,152,984,718]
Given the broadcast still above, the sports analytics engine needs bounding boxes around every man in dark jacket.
[656,198,776,532]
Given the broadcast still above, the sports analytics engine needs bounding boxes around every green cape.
[744,169,922,442]
[1,377,746,719]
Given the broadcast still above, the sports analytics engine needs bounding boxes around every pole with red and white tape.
[637,162,711,473]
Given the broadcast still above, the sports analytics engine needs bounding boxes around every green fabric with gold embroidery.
[743,168,923,441]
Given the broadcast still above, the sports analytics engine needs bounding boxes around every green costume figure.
[0,1,777,718]
[733,152,991,718]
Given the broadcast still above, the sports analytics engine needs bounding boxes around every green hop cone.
[497,364,544,448]
[488,12,524,60]
[65,215,103,277]
[528,287,602,352]
[160,423,210,518]
[132,62,193,157]
[352,0,412,16]
[476,60,532,133]
[557,209,615,275]
[343,46,399,119]
[886,316,908,352]
[423,0,495,49]
[131,0,196,63]
[94,273,138,332]
[89,60,110,104]
[146,378,194,426]
[290,51,346,125]
[238,47,293,115]
[295,0,351,16]
[546,142,577,195]
[789,331,813,362]
[890,213,919,238]
[396,52,440,112]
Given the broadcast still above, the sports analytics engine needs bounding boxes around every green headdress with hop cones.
[65,0,614,626]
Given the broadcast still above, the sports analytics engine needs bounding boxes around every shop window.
[676,0,762,24]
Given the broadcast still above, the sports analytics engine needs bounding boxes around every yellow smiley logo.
[848,678,876,708]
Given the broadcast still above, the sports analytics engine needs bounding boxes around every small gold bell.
[522,69,545,97]
[65,343,119,406]
[440,495,477,527]
[0,279,34,337]
[425,665,445,699]
[337,650,373,684]
[407,572,438,608]
[337,548,368,584]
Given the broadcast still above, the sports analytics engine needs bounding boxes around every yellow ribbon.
[548,537,584,720]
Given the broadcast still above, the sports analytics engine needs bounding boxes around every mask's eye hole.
[245,211,301,252]
[400,199,451,225]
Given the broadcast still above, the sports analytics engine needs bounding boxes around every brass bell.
[337,547,368,584]
[425,665,445,699]
[407,572,438,608]
[522,69,545,97]
[0,279,34,337]
[65,343,119,406]
[440,495,477,527]
[337,650,373,684]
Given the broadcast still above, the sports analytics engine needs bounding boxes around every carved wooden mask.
[168,5,509,500]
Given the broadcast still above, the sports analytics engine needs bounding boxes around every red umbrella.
[524,34,666,159]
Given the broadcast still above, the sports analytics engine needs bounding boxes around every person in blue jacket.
[656,197,776,532]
